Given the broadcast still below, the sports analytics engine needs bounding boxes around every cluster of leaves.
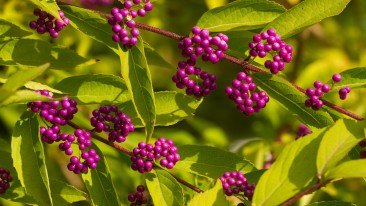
[1,0,366,205]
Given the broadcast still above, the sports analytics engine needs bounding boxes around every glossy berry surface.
[29,9,69,38]
[296,123,312,140]
[131,142,155,173]
[225,72,269,115]
[0,167,12,194]
[338,86,350,100]
[154,137,180,169]
[128,185,151,206]
[90,105,135,143]
[248,28,293,74]
[304,80,330,110]
[67,149,101,174]
[332,74,342,82]
[219,171,255,200]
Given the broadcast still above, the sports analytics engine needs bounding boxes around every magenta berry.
[90,105,135,143]
[295,124,312,140]
[248,28,292,74]
[128,185,150,205]
[338,86,350,100]
[332,74,342,82]
[67,149,101,174]
[29,9,69,38]
[219,171,255,200]
[304,80,330,110]
[0,167,12,194]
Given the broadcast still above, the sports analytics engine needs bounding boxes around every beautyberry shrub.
[128,185,153,206]
[220,171,255,200]
[0,167,12,194]
[29,9,69,38]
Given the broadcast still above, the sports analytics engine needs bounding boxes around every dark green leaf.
[264,0,351,38]
[119,40,156,142]
[81,144,120,206]
[0,39,90,69]
[11,112,53,206]
[144,43,175,69]
[253,128,326,205]
[173,145,256,179]
[146,169,184,206]
[54,74,130,105]
[119,91,202,127]
[307,201,357,206]
[253,72,334,128]
[197,0,285,32]
[0,18,32,38]
[50,179,87,206]
[187,180,228,206]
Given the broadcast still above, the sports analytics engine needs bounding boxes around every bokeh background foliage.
[1,0,366,205]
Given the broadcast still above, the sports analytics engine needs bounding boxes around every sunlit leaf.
[187,181,228,206]
[0,18,32,38]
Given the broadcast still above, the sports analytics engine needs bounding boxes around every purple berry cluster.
[172,26,229,98]
[225,71,269,115]
[0,167,12,194]
[90,105,135,143]
[131,138,180,173]
[108,0,153,48]
[248,28,293,74]
[332,74,351,100]
[80,0,114,8]
[67,149,100,174]
[295,123,312,140]
[359,139,366,159]
[219,171,255,200]
[29,9,69,38]
[305,80,330,110]
[128,185,153,206]
[28,90,78,126]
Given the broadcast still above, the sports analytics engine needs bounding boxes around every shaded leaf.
[50,179,87,206]
[11,112,53,206]
[144,43,175,69]
[0,18,32,38]
[197,0,285,32]
[28,0,61,21]
[54,74,130,105]
[187,180,228,206]
[306,201,357,206]
[173,145,255,179]
[119,40,156,142]
[146,169,184,206]
[264,0,351,38]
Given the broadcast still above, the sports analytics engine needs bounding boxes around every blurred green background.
[1,0,366,205]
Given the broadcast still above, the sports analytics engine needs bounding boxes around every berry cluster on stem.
[220,171,255,200]
[0,167,12,194]
[305,80,330,110]
[128,185,153,206]
[295,123,312,140]
[29,9,69,38]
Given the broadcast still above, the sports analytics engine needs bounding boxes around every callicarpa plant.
[1,0,366,205]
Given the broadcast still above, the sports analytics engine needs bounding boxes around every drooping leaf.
[11,112,53,206]
[59,5,117,53]
[54,74,130,104]
[50,179,87,206]
[173,145,256,179]
[326,159,366,180]
[317,119,365,178]
[119,40,156,142]
[145,169,184,206]
[187,180,228,206]
[119,91,202,127]
[0,89,51,107]
[197,0,285,32]
[264,0,351,38]
[306,201,357,206]
[252,72,334,128]
[0,18,32,38]
[327,67,366,91]
[0,39,90,69]
[81,144,120,206]
[253,128,326,206]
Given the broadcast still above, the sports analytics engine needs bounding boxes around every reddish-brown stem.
[281,180,331,206]
[67,121,204,193]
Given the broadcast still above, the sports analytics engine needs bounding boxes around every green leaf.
[197,0,285,32]
[144,43,175,69]
[317,119,365,178]
[264,0,351,38]
[327,67,366,91]
[119,40,156,142]
[119,91,202,127]
[0,89,51,107]
[326,159,366,180]
[173,145,255,179]
[252,72,334,128]
[187,180,228,206]
[11,112,53,206]
[306,201,357,206]
[145,169,184,206]
[0,18,32,38]
[0,39,89,69]
[245,169,266,185]
[59,5,117,53]
[54,74,130,105]
[81,144,120,206]
[28,0,61,21]
[253,128,326,206]
[50,179,87,206]
[2,63,49,91]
